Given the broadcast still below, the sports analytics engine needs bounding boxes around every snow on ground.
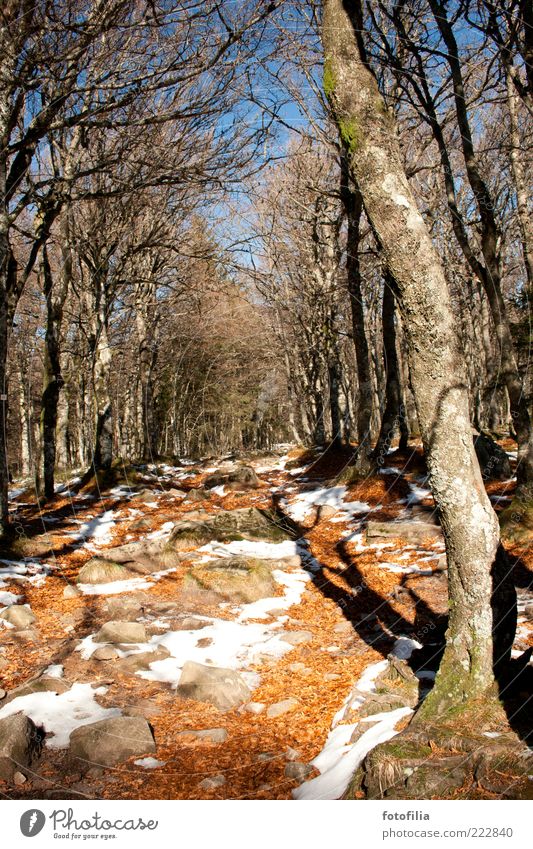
[77,576,153,596]
[134,757,166,768]
[0,558,53,587]
[238,568,311,621]
[0,683,120,748]
[77,616,294,689]
[283,485,370,523]
[69,510,117,549]
[0,590,20,606]
[294,637,421,800]
[198,539,300,561]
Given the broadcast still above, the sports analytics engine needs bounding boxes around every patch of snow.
[70,510,116,549]
[198,539,299,560]
[294,636,422,800]
[134,757,166,768]
[284,486,370,523]
[0,590,20,606]
[238,568,310,621]
[146,521,174,540]
[43,664,64,678]
[0,683,120,748]
[210,485,226,496]
[293,707,413,800]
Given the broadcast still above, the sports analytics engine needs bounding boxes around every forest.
[0,0,531,804]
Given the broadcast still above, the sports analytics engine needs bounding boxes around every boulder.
[63,584,81,599]
[69,716,156,767]
[474,432,512,480]
[177,728,228,743]
[366,520,443,544]
[3,676,70,705]
[168,507,296,549]
[77,559,137,584]
[129,488,158,503]
[282,630,313,646]
[94,621,147,645]
[116,647,170,674]
[266,698,298,718]
[92,646,119,662]
[0,605,35,630]
[177,661,252,711]
[0,714,44,781]
[285,761,313,782]
[204,465,260,491]
[184,488,211,503]
[199,773,226,790]
[184,556,276,604]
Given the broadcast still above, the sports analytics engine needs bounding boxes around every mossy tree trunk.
[321,0,516,709]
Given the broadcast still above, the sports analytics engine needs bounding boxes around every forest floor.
[0,443,532,800]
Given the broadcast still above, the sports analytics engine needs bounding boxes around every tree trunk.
[340,161,373,452]
[40,247,65,500]
[372,276,408,462]
[321,0,515,709]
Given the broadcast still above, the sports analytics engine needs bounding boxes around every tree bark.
[40,246,66,500]
[321,0,515,709]
[372,275,408,462]
[340,157,374,462]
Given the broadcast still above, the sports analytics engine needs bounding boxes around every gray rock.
[0,714,43,781]
[4,676,70,704]
[285,761,313,781]
[13,770,27,785]
[177,661,252,711]
[77,559,136,584]
[11,628,38,643]
[0,605,35,629]
[92,646,119,662]
[333,620,353,635]
[69,716,156,767]
[204,465,259,491]
[177,728,228,743]
[116,647,170,674]
[63,584,81,599]
[184,556,276,604]
[0,689,5,699]
[266,698,298,718]
[285,746,301,761]
[199,773,226,790]
[366,520,443,544]
[244,702,265,715]
[282,630,313,646]
[168,507,295,548]
[94,621,147,645]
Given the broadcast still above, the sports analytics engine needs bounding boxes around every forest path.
[1,446,531,800]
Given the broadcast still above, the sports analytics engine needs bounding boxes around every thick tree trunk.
[321,0,515,708]
[93,325,113,471]
[428,0,533,491]
[40,247,65,500]
[506,67,533,288]
[372,276,408,462]
[340,162,373,453]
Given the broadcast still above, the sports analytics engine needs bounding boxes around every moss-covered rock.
[77,558,136,584]
[167,507,297,550]
[185,556,276,604]
[500,492,533,544]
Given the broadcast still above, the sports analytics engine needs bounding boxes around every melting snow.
[0,683,120,748]
[294,637,421,800]
[284,486,370,522]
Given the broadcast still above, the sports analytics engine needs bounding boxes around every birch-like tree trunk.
[321,0,516,709]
